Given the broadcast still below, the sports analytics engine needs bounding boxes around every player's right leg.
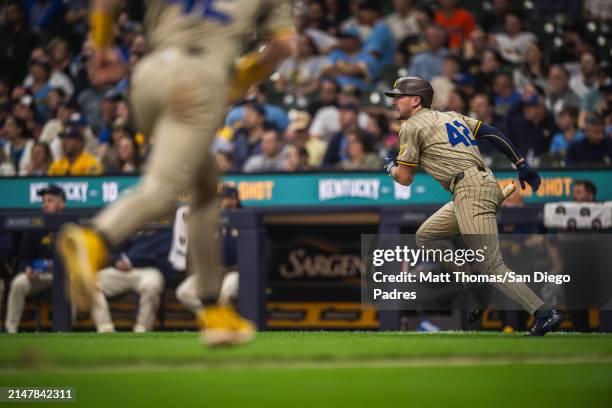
[59,50,216,311]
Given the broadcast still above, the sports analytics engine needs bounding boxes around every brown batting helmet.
[384,76,434,108]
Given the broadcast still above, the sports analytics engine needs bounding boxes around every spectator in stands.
[24,141,52,176]
[479,0,512,34]
[38,100,71,156]
[243,128,286,173]
[472,49,503,95]
[325,0,350,35]
[572,180,597,202]
[505,87,559,159]
[40,105,97,161]
[103,130,141,175]
[2,115,33,176]
[307,77,340,118]
[569,52,599,99]
[303,0,329,33]
[566,113,612,167]
[48,125,102,176]
[22,45,73,105]
[513,41,548,92]
[545,65,580,119]
[0,76,11,125]
[285,110,326,168]
[434,0,475,51]
[5,184,64,333]
[394,5,435,67]
[470,92,506,159]
[69,37,95,96]
[492,71,521,117]
[340,0,371,41]
[24,57,53,120]
[44,37,75,98]
[63,0,89,42]
[462,26,488,66]
[322,103,374,168]
[550,22,592,66]
[431,55,461,109]
[91,228,170,333]
[282,144,310,172]
[583,0,612,21]
[309,84,370,141]
[0,149,15,176]
[335,128,380,170]
[491,12,536,65]
[96,89,123,153]
[409,24,449,82]
[13,94,41,139]
[26,0,68,34]
[224,84,289,133]
[358,1,396,66]
[579,77,612,129]
[46,87,66,116]
[77,81,115,136]
[230,102,268,170]
[550,106,585,157]
[321,27,380,91]
[295,2,339,54]
[117,17,142,62]
[471,92,506,131]
[0,1,39,86]
[384,0,419,44]
[273,34,325,96]
[447,88,470,115]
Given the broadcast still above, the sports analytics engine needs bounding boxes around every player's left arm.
[88,0,126,86]
[473,122,541,191]
[392,162,417,186]
[228,1,295,102]
[384,158,416,186]
[90,0,120,48]
[385,123,420,185]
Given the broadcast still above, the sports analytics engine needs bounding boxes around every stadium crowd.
[0,0,611,178]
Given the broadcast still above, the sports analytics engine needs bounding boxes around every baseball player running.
[58,0,294,346]
[383,76,562,336]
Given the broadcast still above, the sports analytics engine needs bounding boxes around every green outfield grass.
[0,332,611,407]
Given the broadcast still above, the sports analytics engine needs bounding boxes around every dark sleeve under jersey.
[474,123,523,165]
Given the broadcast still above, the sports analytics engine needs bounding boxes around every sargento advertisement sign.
[0,170,610,209]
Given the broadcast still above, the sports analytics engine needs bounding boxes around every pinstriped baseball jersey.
[145,0,292,72]
[405,109,546,314]
[396,108,486,190]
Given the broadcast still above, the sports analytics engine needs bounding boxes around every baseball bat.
[501,182,517,201]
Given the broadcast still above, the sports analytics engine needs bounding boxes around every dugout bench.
[0,204,549,332]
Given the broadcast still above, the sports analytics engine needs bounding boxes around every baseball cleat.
[527,309,563,336]
[198,304,255,347]
[58,224,109,311]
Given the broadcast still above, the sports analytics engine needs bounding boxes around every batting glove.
[383,156,397,177]
[517,161,541,191]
